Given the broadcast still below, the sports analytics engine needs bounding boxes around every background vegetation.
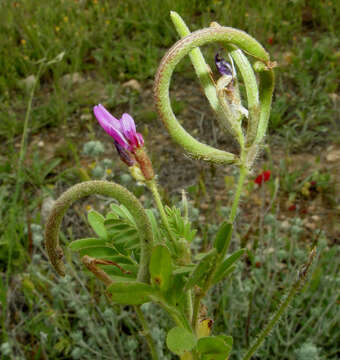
[0,0,339,359]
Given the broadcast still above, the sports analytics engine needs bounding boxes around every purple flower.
[93,104,144,153]
[215,53,233,76]
[113,140,135,167]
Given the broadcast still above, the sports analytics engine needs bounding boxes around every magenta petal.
[108,127,129,149]
[93,106,143,152]
[120,113,137,141]
[135,132,144,147]
[93,105,128,148]
[95,104,121,130]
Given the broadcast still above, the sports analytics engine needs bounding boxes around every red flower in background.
[288,204,297,211]
[254,170,271,186]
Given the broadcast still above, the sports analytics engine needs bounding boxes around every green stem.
[152,296,192,332]
[241,248,316,360]
[191,252,218,331]
[134,306,159,360]
[147,179,177,245]
[191,293,203,331]
[44,180,153,282]
[184,289,193,324]
[228,164,248,224]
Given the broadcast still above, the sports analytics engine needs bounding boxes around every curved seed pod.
[227,46,259,114]
[216,75,245,148]
[254,66,275,145]
[154,27,269,164]
[44,180,153,283]
[170,11,218,112]
[211,23,260,145]
[224,45,260,147]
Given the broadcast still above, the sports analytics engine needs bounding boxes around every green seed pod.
[154,25,271,165]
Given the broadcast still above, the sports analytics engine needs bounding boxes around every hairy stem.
[242,248,316,360]
[135,306,159,360]
[151,295,192,332]
[191,293,203,331]
[44,180,153,282]
[228,164,248,224]
[147,179,176,245]
[184,289,193,324]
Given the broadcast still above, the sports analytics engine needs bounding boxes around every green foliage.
[146,209,163,243]
[165,205,197,242]
[24,150,61,187]
[68,237,108,251]
[166,326,196,355]
[213,224,339,360]
[212,249,245,285]
[104,203,141,255]
[87,210,107,239]
[107,281,157,305]
[1,1,339,359]
[68,203,147,283]
[149,245,173,293]
[78,246,117,259]
[197,335,233,359]
[184,249,218,292]
[214,222,232,254]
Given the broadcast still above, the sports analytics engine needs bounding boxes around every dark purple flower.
[93,104,144,153]
[215,53,233,76]
[113,140,135,167]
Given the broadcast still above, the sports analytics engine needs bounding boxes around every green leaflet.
[212,265,236,285]
[97,254,135,265]
[109,203,137,225]
[184,249,218,291]
[212,249,245,284]
[68,237,108,250]
[78,246,118,259]
[214,222,233,254]
[215,335,233,348]
[197,335,232,359]
[107,281,157,305]
[165,206,197,242]
[88,210,107,239]
[166,326,196,355]
[146,209,162,243]
[149,245,172,293]
[166,273,187,305]
[100,263,138,277]
[104,211,140,254]
[112,228,138,243]
[173,265,195,275]
[105,218,132,232]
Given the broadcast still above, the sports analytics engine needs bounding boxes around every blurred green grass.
[0,0,339,359]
